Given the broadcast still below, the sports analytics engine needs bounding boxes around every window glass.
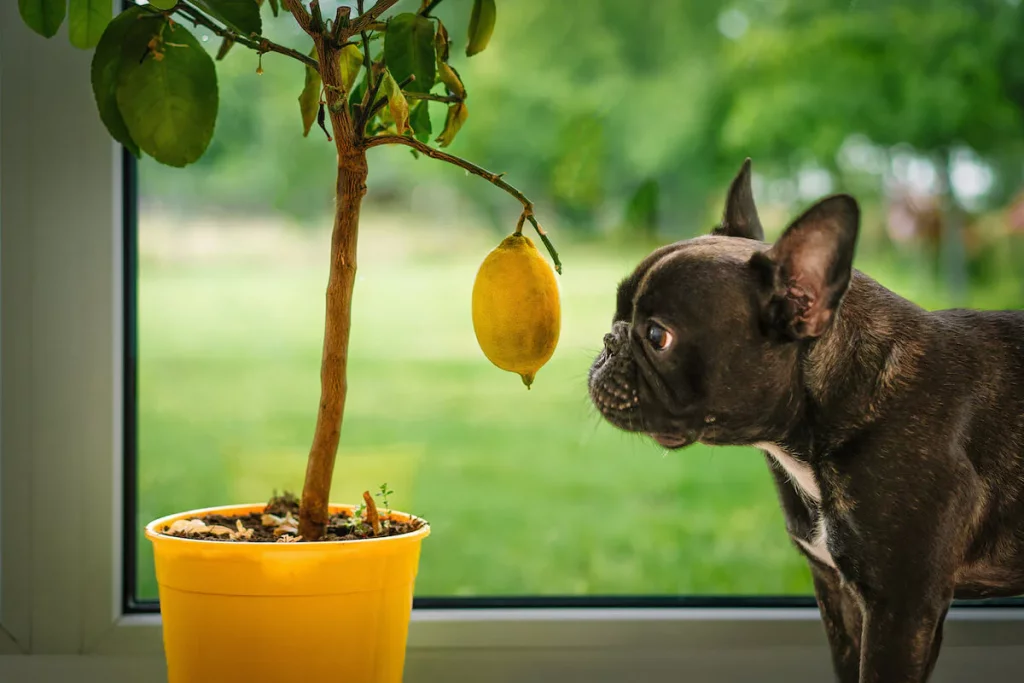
[133,0,1024,602]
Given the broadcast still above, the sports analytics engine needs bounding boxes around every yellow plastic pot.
[145,503,430,683]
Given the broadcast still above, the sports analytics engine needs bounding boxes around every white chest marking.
[756,442,836,569]
[756,442,821,503]
[796,518,836,569]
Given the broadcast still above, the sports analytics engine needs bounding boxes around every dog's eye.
[646,323,674,351]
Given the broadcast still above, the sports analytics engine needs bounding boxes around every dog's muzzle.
[588,323,642,429]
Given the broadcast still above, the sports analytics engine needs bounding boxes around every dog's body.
[588,160,1024,682]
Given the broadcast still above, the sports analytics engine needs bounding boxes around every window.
[4,1,1024,681]
[127,0,1024,613]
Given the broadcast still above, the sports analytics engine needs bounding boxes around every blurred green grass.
[136,216,994,601]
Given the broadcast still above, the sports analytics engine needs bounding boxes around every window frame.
[4,3,1024,679]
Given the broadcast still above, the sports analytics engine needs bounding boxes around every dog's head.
[588,159,860,449]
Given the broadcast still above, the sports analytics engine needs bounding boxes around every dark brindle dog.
[588,159,1024,682]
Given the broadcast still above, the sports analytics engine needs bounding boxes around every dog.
[588,159,1024,682]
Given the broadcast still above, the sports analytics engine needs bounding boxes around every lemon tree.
[19,0,561,541]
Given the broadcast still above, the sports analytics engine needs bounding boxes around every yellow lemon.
[472,233,561,388]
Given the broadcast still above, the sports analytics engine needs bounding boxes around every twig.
[174,3,318,71]
[280,0,312,34]
[359,63,386,132]
[419,0,445,16]
[364,135,562,272]
[365,74,416,121]
[362,491,381,536]
[404,92,463,104]
[347,0,401,38]
[331,5,351,43]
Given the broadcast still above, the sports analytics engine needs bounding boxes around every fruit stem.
[364,134,562,273]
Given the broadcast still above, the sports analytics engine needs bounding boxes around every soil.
[158,492,425,543]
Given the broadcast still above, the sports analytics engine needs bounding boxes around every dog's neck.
[795,271,927,448]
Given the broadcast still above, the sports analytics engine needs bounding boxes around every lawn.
[135,211,964,601]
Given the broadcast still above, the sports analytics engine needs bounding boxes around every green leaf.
[90,7,143,158]
[299,48,321,137]
[267,0,279,17]
[411,100,431,143]
[380,68,409,136]
[18,0,66,38]
[339,43,363,94]
[466,0,495,57]
[69,0,113,49]
[384,13,435,94]
[436,101,467,147]
[116,19,219,167]
[148,0,178,9]
[191,0,262,35]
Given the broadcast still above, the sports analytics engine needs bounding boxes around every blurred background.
[135,0,1024,600]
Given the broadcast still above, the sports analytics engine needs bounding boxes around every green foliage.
[69,0,113,49]
[19,0,66,39]
[384,13,437,94]
[411,100,432,143]
[149,0,179,9]
[466,0,496,57]
[90,7,144,158]
[116,17,219,167]
[191,0,262,36]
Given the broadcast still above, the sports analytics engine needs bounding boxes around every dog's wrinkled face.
[589,159,860,449]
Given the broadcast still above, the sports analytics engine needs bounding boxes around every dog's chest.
[757,442,836,569]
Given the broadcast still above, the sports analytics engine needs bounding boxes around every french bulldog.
[588,159,1024,683]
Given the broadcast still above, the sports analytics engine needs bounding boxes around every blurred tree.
[720,0,1024,302]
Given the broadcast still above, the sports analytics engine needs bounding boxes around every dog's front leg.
[858,595,950,683]
[811,564,862,683]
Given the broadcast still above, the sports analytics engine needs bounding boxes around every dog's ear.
[752,194,859,339]
[713,158,764,241]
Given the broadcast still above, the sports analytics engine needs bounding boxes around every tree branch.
[404,91,463,104]
[347,0,401,38]
[364,135,562,272]
[175,3,319,71]
[365,75,416,121]
[419,0,445,16]
[280,0,312,34]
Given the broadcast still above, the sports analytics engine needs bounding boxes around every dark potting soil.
[158,492,424,543]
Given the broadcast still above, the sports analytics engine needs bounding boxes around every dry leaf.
[274,524,299,536]
[207,525,234,537]
[230,519,254,541]
[168,518,209,535]
[276,534,303,543]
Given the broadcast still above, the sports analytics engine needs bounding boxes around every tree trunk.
[298,27,369,541]
[298,150,368,541]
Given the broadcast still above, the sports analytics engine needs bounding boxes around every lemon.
[472,233,561,388]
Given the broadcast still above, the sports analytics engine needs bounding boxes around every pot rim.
[144,502,430,549]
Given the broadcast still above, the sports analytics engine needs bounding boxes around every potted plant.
[17,0,561,680]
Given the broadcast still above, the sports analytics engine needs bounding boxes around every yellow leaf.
[339,43,363,94]
[381,68,410,136]
[436,102,468,147]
